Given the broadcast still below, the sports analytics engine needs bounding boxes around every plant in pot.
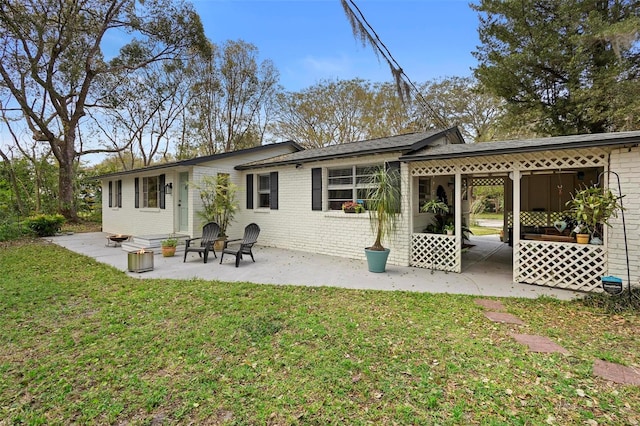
[566,185,623,244]
[444,223,455,235]
[342,200,365,213]
[420,199,449,234]
[193,174,239,250]
[161,238,178,257]
[364,166,402,273]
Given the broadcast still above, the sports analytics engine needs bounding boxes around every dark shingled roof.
[235,127,463,170]
[97,141,304,179]
[399,130,640,161]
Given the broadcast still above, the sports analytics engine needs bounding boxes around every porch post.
[455,173,462,272]
[512,169,521,282]
[512,170,521,241]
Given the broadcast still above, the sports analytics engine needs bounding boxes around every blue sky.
[193,0,480,91]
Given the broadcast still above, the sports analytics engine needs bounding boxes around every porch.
[406,144,613,293]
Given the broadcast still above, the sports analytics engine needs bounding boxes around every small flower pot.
[576,233,590,244]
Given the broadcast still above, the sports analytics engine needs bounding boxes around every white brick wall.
[103,172,178,236]
[102,144,298,238]
[235,154,412,266]
[608,147,640,287]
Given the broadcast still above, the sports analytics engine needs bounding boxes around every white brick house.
[100,128,640,292]
[99,141,303,239]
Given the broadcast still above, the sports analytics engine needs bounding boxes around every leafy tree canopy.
[472,0,640,136]
[0,0,209,219]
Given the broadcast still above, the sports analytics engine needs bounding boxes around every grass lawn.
[469,226,502,236]
[1,240,639,424]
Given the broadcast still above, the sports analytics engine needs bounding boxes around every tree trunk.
[57,132,78,221]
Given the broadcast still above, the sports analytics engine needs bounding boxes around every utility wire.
[341,0,450,130]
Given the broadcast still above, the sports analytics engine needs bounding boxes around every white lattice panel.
[472,177,504,187]
[515,241,606,292]
[410,148,608,177]
[410,233,460,272]
[506,211,566,227]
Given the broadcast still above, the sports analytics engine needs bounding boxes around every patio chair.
[220,223,260,267]
[183,222,220,263]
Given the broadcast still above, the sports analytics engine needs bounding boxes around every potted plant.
[161,238,178,257]
[444,223,455,235]
[420,199,449,234]
[342,200,365,213]
[566,185,623,244]
[193,174,239,250]
[364,166,402,273]
[572,223,590,244]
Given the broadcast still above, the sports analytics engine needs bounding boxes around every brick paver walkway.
[483,311,526,325]
[474,299,506,311]
[474,298,640,384]
[593,360,640,385]
[510,333,570,354]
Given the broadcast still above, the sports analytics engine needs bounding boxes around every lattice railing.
[410,233,460,272]
[515,241,606,292]
[411,148,608,177]
[472,177,505,187]
[506,211,566,227]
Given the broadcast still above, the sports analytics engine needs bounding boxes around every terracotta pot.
[161,246,176,257]
[214,238,227,251]
[576,233,590,244]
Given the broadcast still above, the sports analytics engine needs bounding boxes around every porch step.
[121,234,190,255]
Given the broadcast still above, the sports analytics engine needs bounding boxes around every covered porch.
[403,141,615,293]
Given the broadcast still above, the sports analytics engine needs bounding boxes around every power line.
[341,0,450,130]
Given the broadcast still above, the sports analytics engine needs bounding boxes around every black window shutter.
[108,181,113,208]
[159,174,166,209]
[386,161,401,212]
[270,171,278,210]
[134,178,139,208]
[311,168,322,211]
[246,174,254,209]
[117,180,122,208]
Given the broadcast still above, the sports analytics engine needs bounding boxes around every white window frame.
[142,176,159,208]
[257,174,270,208]
[327,164,380,210]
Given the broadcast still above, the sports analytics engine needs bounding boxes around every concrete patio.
[48,232,580,300]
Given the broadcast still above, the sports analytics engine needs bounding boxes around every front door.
[178,172,189,232]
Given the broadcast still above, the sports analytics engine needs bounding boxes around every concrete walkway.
[48,232,579,300]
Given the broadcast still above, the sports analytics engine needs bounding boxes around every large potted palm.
[364,166,402,273]
[193,174,239,249]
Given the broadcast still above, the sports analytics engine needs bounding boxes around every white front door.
[178,172,189,232]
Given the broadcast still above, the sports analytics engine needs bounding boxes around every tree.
[92,58,190,169]
[0,0,209,220]
[184,40,279,155]
[417,76,505,142]
[271,79,419,148]
[472,0,640,136]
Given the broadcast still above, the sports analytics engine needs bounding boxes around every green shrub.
[25,214,66,237]
[0,219,28,241]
